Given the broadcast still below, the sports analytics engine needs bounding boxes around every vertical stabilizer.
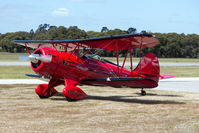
[135,53,160,83]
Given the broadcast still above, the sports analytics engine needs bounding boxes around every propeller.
[18,54,52,63]
[28,54,52,63]
[19,55,29,61]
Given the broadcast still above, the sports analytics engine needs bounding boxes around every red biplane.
[13,33,173,101]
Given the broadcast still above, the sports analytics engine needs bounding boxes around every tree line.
[0,24,199,58]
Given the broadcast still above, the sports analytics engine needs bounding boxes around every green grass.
[0,52,28,61]
[0,52,199,63]
[0,52,199,78]
[104,57,199,63]
[0,66,198,79]
[158,58,199,63]
[160,66,199,77]
[0,66,34,79]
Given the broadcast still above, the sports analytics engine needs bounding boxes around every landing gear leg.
[35,77,63,99]
[141,88,146,96]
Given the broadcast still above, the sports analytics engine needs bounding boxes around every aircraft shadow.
[84,95,184,104]
[134,92,183,97]
[51,92,185,104]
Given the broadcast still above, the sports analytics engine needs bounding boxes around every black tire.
[38,95,48,99]
[141,90,146,96]
[65,97,76,102]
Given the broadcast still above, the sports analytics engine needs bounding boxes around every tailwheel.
[141,88,146,96]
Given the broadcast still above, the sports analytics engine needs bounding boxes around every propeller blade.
[18,55,29,61]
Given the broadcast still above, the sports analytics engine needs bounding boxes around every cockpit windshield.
[87,54,100,60]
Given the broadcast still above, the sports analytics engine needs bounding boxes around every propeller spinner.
[28,54,52,63]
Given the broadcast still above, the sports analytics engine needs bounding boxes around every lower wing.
[81,77,158,88]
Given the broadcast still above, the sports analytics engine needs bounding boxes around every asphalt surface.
[0,78,199,93]
[154,78,199,92]
[0,62,30,66]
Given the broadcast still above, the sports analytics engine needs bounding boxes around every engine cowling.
[30,47,59,77]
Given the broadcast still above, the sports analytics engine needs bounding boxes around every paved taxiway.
[154,78,199,92]
[0,78,199,93]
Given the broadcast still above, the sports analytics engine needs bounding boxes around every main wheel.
[63,86,87,101]
[65,97,77,102]
[38,95,48,99]
[35,84,58,98]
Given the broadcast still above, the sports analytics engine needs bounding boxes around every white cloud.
[52,8,69,17]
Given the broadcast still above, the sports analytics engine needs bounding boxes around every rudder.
[134,53,160,83]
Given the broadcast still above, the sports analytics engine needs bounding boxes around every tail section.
[135,53,160,83]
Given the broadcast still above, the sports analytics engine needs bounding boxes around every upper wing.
[13,33,159,51]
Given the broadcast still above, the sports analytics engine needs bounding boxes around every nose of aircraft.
[29,47,59,76]
[29,54,52,63]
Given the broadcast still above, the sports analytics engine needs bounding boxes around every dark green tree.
[29,29,34,39]
[65,26,88,39]
[101,27,109,32]
[127,27,137,34]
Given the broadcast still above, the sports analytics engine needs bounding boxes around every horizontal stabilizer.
[160,74,175,79]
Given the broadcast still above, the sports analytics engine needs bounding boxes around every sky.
[0,0,199,34]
